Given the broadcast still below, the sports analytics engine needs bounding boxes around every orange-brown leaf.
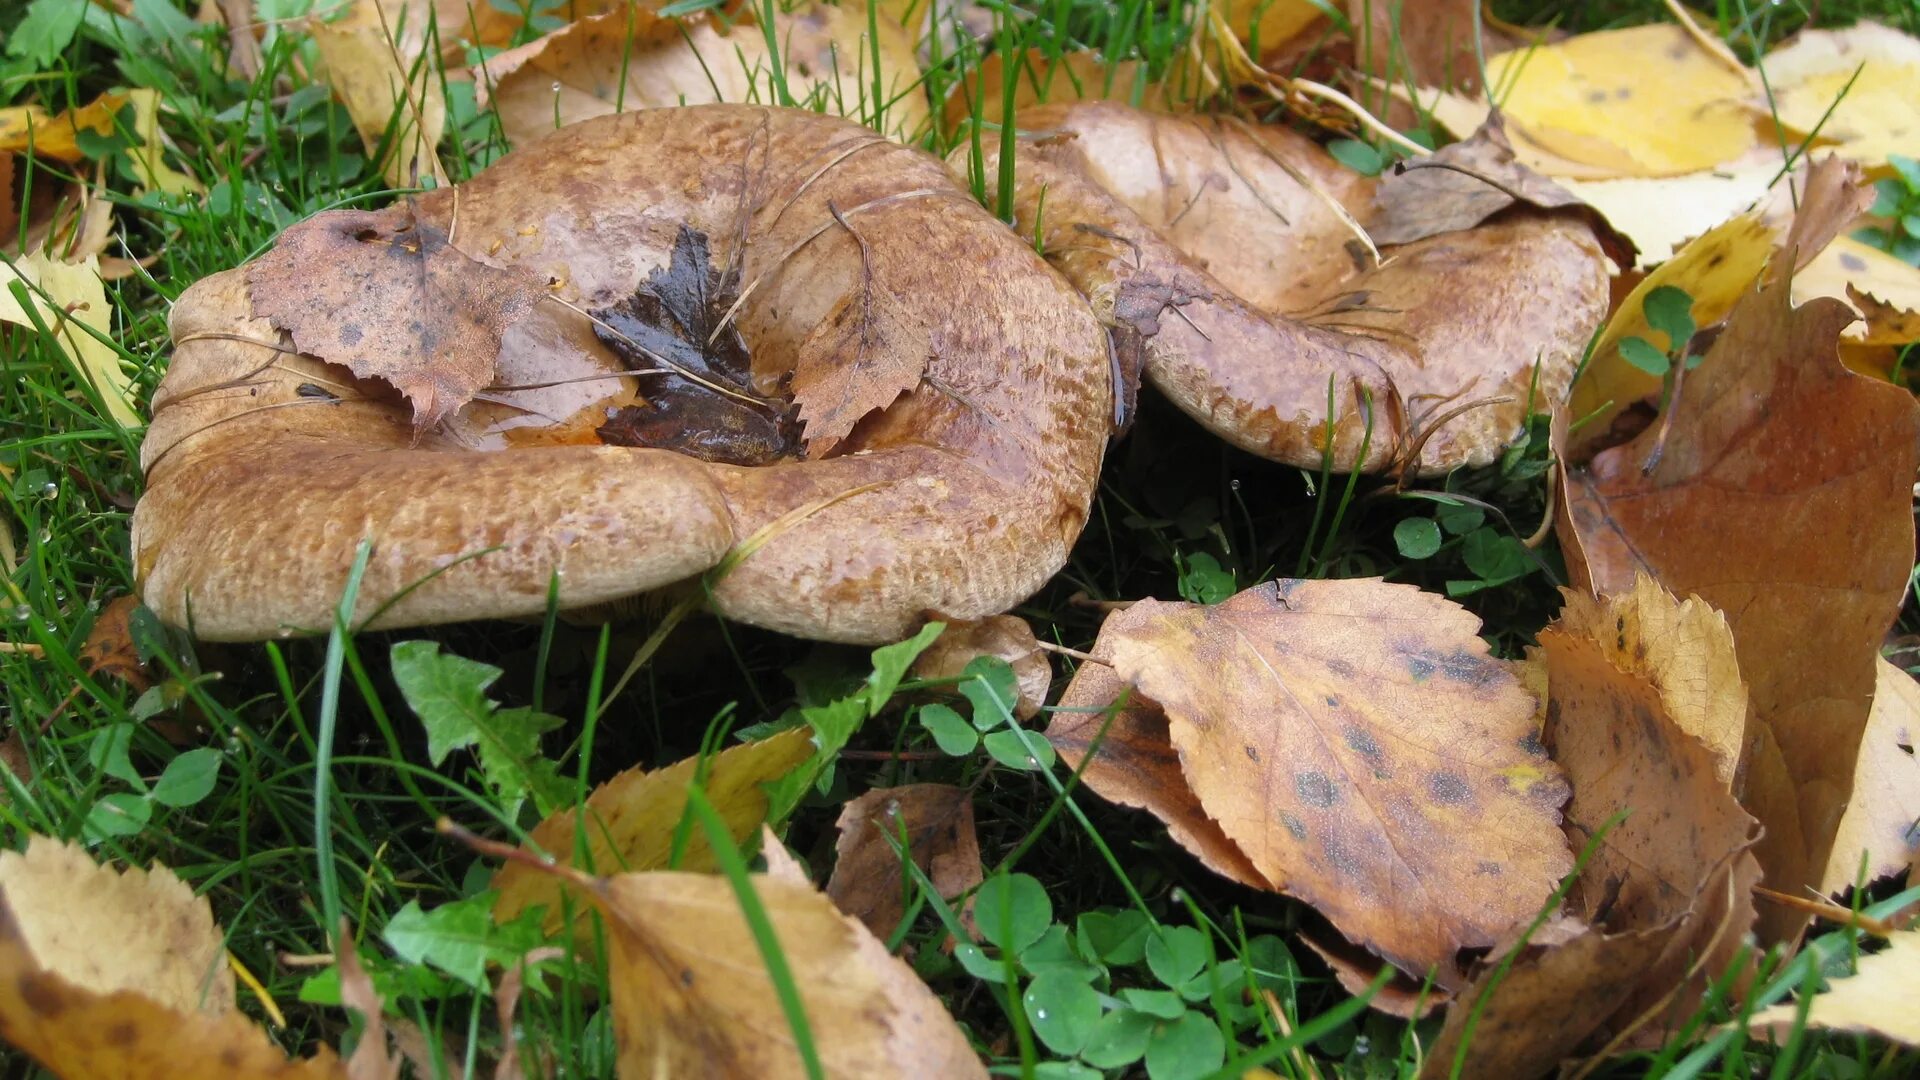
[911,615,1051,721]
[1560,272,1920,942]
[1095,579,1574,982]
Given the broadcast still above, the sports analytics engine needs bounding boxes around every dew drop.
[39,482,57,499]
[1034,1008,1048,1021]
[10,605,31,622]
[36,530,51,545]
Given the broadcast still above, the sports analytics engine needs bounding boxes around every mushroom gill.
[973,102,1616,475]
[132,105,1112,644]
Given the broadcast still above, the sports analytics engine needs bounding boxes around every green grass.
[2,0,1918,1077]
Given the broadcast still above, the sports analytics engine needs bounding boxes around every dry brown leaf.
[1742,929,1920,1046]
[1094,579,1574,983]
[826,783,982,940]
[491,728,813,941]
[910,615,1050,721]
[1047,662,1269,890]
[0,835,348,1078]
[478,3,927,149]
[244,205,545,432]
[311,0,448,189]
[1301,934,1449,1019]
[1822,659,1920,893]
[1566,155,1870,458]
[581,869,986,1077]
[78,596,154,693]
[1761,21,1920,169]
[1349,0,1488,94]
[1421,620,1760,1075]
[1552,577,1748,790]
[1370,115,1637,267]
[1560,271,1920,944]
[759,824,813,886]
[336,930,402,1080]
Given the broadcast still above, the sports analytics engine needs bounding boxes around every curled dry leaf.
[1760,21,1920,168]
[1088,579,1574,983]
[574,869,986,1078]
[1741,930,1920,1047]
[1566,155,1871,456]
[244,207,546,433]
[1300,934,1448,1020]
[311,0,448,189]
[0,835,347,1078]
[910,614,1050,720]
[137,105,1110,644]
[491,728,812,942]
[1421,614,1760,1076]
[981,102,1612,474]
[335,929,402,1080]
[479,3,928,148]
[1047,662,1268,890]
[1822,659,1920,893]
[1559,271,1920,943]
[826,783,983,940]
[77,595,155,694]
[1552,576,1748,790]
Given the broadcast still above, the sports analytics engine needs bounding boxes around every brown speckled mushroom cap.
[974,102,1613,475]
[133,105,1111,643]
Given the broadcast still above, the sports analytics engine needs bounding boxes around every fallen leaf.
[478,3,927,149]
[1301,934,1449,1019]
[759,825,812,886]
[0,250,142,429]
[77,596,155,693]
[1822,659,1920,892]
[1551,576,1748,790]
[1421,616,1760,1075]
[1217,0,1323,59]
[910,615,1050,721]
[119,89,203,197]
[311,0,448,189]
[0,835,347,1077]
[941,48,1160,134]
[491,728,813,941]
[0,93,125,163]
[1566,155,1869,455]
[1558,156,1779,267]
[1744,929,1919,1046]
[243,205,545,432]
[1047,662,1269,890]
[1092,579,1574,983]
[1370,115,1636,267]
[577,868,986,1077]
[827,783,983,940]
[1794,235,1920,344]
[1560,271,1920,943]
[335,928,402,1080]
[1441,23,1760,177]
[1761,21,1920,169]
[1348,0,1487,94]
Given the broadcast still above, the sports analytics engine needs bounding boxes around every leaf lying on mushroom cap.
[978,101,1613,475]
[244,206,547,434]
[137,105,1110,644]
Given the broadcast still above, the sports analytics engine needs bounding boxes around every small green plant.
[1618,284,1701,383]
[1859,153,1920,265]
[916,654,1056,771]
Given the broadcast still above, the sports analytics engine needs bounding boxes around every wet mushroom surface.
[975,101,1621,475]
[133,105,1112,643]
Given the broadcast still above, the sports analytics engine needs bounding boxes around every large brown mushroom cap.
[974,102,1613,474]
[134,105,1111,643]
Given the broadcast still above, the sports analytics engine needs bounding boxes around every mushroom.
[132,105,1112,644]
[972,102,1617,474]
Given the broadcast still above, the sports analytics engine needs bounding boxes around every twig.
[1753,885,1903,937]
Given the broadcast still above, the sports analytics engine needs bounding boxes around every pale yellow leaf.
[1745,930,1920,1046]
[1762,21,1920,169]
[1794,235,1920,344]
[311,1,448,189]
[0,251,142,429]
[1822,658,1920,892]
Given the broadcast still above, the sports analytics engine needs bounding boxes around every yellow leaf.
[0,251,142,429]
[491,728,812,941]
[1744,929,1920,1046]
[311,1,448,189]
[1558,156,1778,267]
[0,835,349,1079]
[0,94,125,163]
[592,871,985,1077]
[1761,21,1920,170]
[1794,235,1920,345]
[1822,658,1920,892]
[1444,23,1760,178]
[120,89,204,196]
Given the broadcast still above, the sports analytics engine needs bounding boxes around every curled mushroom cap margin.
[133,105,1113,644]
